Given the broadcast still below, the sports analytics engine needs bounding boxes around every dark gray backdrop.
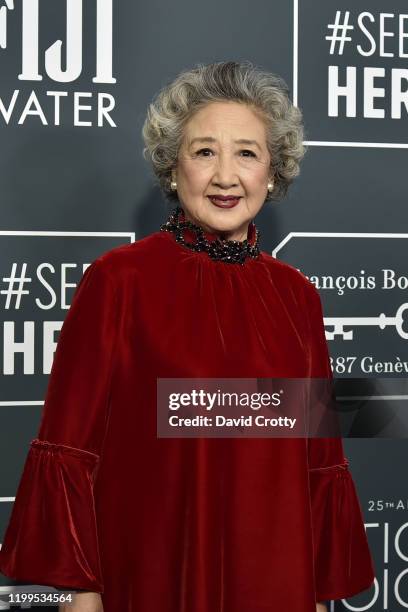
[1,0,407,610]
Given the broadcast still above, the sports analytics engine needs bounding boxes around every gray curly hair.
[142,60,306,202]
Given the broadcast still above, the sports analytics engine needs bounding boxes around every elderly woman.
[0,61,375,612]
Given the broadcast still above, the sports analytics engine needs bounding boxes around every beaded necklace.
[160,206,261,266]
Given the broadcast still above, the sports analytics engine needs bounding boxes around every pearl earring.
[170,180,177,190]
[267,181,274,192]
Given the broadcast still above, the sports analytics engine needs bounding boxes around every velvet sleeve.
[305,282,376,602]
[0,257,119,593]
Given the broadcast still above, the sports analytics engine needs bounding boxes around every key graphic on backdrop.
[325,302,408,340]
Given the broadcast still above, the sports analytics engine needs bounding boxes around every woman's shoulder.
[90,231,168,276]
[258,251,322,316]
[258,250,318,297]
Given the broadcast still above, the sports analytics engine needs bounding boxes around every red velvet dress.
[0,209,375,611]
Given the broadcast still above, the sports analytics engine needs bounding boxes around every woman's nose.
[212,154,239,186]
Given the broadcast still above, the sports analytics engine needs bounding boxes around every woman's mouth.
[207,196,241,208]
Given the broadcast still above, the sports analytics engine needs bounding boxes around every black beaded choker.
[160,206,261,265]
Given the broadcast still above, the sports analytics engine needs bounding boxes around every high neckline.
[159,205,261,265]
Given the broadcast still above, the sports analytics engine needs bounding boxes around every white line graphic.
[0,0,14,50]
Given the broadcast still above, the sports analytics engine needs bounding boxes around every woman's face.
[173,101,272,241]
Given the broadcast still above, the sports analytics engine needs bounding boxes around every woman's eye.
[196,148,213,156]
[194,148,256,158]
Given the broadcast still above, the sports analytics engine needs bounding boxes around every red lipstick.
[207,195,241,208]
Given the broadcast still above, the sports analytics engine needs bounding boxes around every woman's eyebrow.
[234,138,261,150]
[189,136,261,150]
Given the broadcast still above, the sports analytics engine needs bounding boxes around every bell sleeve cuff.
[0,439,104,593]
[309,458,375,602]
[304,281,376,601]
[0,257,120,593]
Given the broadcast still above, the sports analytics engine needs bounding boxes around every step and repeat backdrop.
[1,0,407,610]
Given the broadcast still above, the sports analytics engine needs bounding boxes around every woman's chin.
[182,201,249,237]
[202,212,249,240]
